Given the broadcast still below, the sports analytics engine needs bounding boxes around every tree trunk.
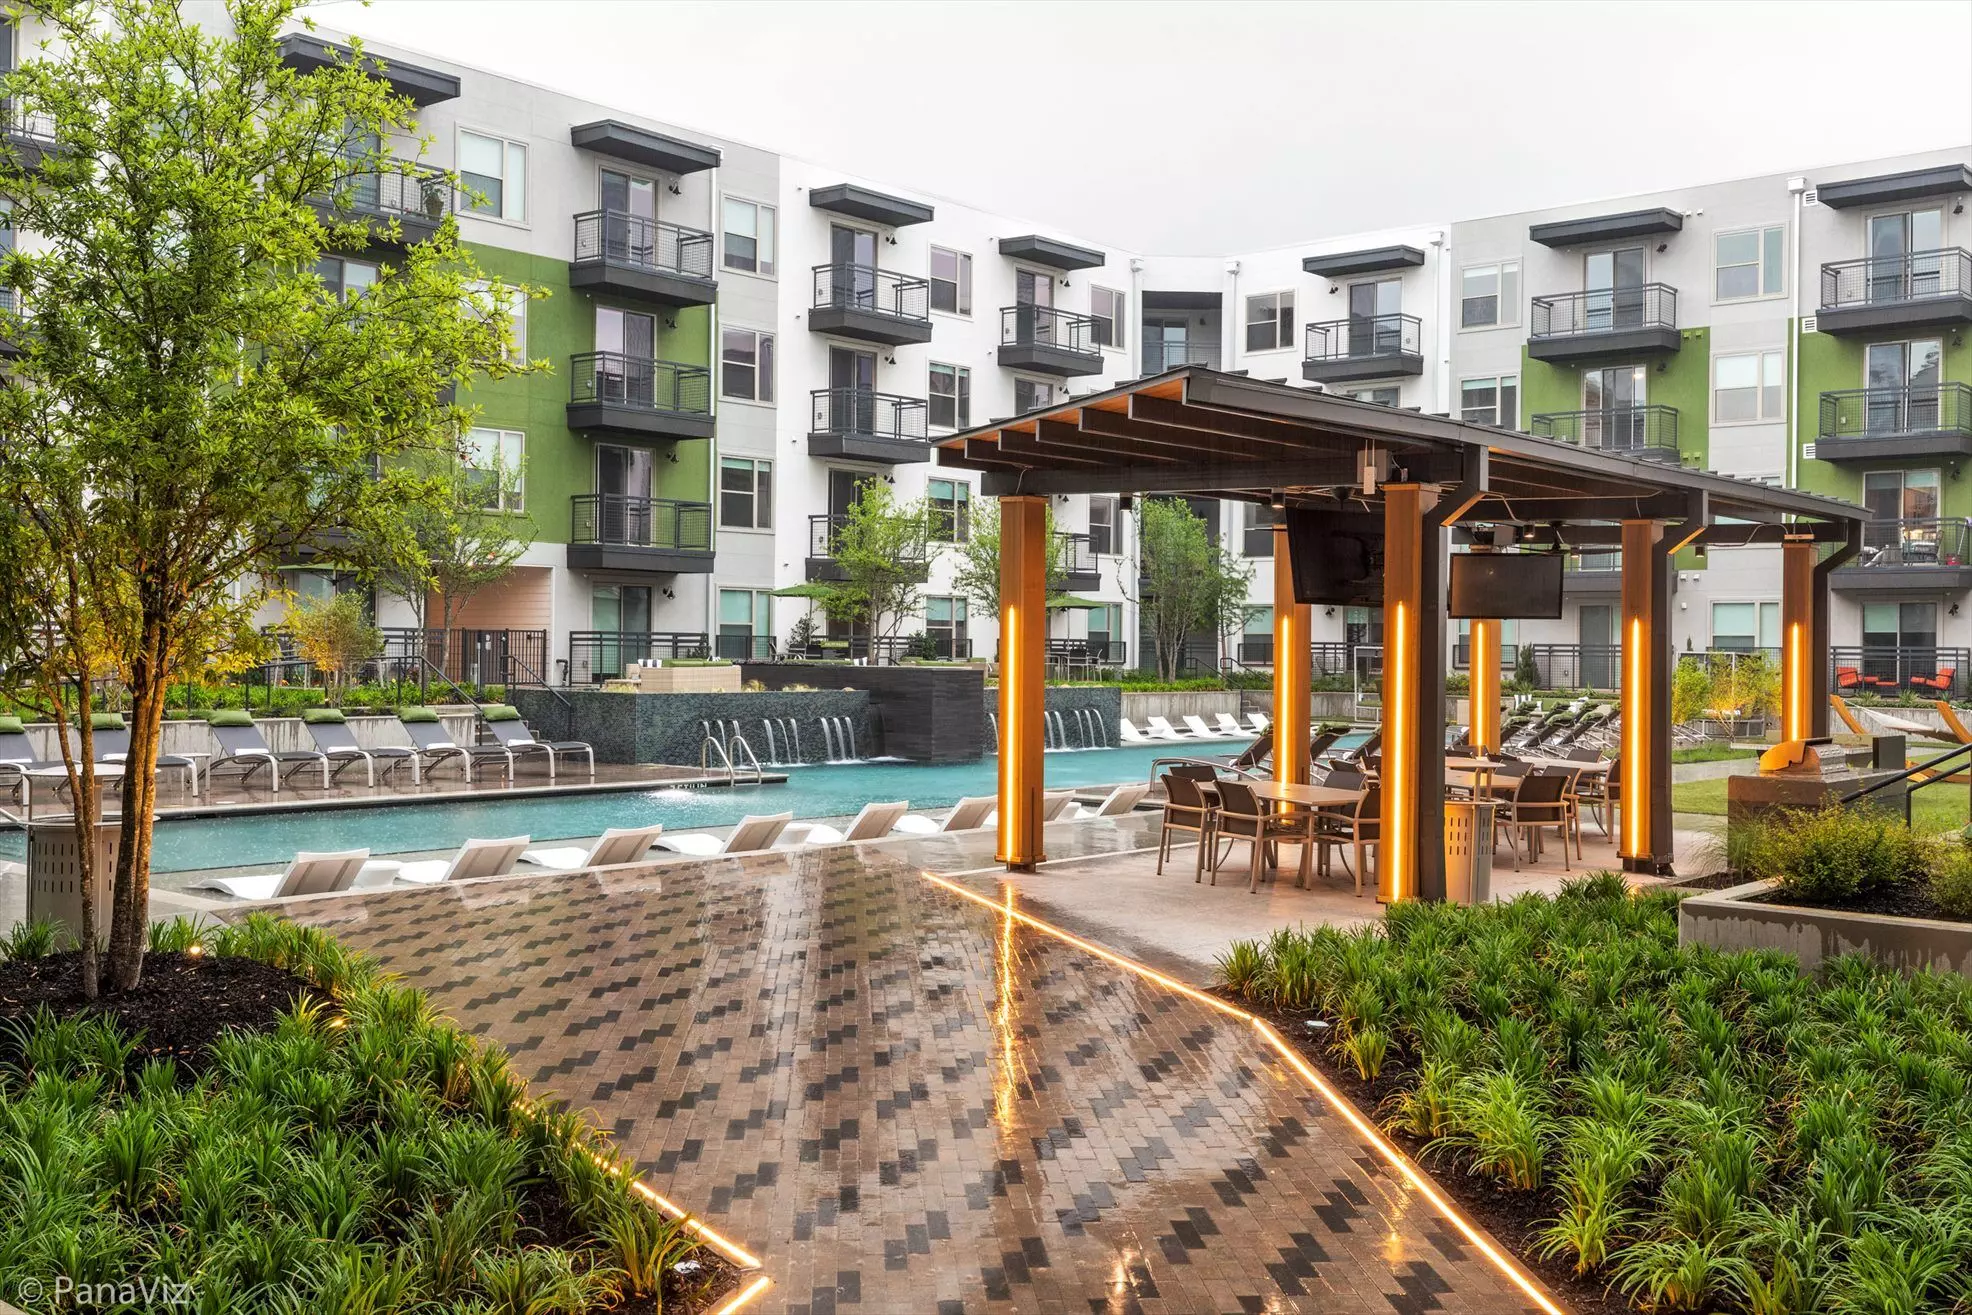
[108,618,167,992]
[50,674,99,999]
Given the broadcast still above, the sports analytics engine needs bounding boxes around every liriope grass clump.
[0,913,720,1313]
[1216,874,1972,1313]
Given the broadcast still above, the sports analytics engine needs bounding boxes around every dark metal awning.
[934,367,1863,539]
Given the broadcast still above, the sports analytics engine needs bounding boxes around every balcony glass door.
[344,128,381,211]
[831,225,877,309]
[1580,603,1615,689]
[592,584,653,675]
[595,444,652,545]
[595,307,656,407]
[1582,365,1646,452]
[1347,279,1400,357]
[1861,469,1940,561]
[599,169,656,267]
[1016,267,1055,346]
[1864,340,1942,434]
[1144,320,1189,374]
[1868,209,1944,303]
[829,347,877,436]
[1585,247,1645,331]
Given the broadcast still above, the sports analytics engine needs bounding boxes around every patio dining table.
[1197,779,1363,886]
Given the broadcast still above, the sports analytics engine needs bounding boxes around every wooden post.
[1780,537,1817,744]
[997,496,1048,869]
[1469,618,1501,754]
[1380,484,1445,902]
[1273,522,1311,789]
[1619,519,1674,873]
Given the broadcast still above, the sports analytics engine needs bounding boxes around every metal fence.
[1530,283,1678,339]
[812,262,930,322]
[322,162,453,224]
[1141,339,1216,374]
[567,631,711,683]
[374,628,551,688]
[1856,517,1972,568]
[1820,248,1972,312]
[1000,303,1099,354]
[1830,646,1972,701]
[1303,312,1421,363]
[568,352,712,416]
[1530,405,1680,460]
[569,494,713,551]
[571,210,715,279]
[808,388,929,442]
[1820,383,1972,442]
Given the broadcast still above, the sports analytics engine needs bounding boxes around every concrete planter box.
[1120,690,1242,725]
[623,663,742,694]
[1679,878,1972,976]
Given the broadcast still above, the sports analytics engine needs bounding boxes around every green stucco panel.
[1795,320,1972,516]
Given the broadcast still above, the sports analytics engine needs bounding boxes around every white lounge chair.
[388,835,531,885]
[985,790,1081,828]
[655,812,794,857]
[1066,782,1153,819]
[799,801,910,846]
[1246,713,1270,733]
[520,824,665,872]
[1145,716,1191,740]
[1118,718,1152,743]
[892,795,997,835]
[1214,713,1255,738]
[189,848,371,901]
[1182,715,1220,738]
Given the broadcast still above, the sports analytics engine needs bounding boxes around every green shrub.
[1932,842,1972,916]
[1747,806,1935,902]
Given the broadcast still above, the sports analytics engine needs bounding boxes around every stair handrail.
[700,734,735,784]
[727,733,764,783]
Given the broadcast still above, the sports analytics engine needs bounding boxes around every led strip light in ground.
[919,869,1568,1315]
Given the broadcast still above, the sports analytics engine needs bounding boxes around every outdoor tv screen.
[1449,552,1564,619]
[1284,509,1382,606]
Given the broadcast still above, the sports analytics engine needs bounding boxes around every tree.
[285,590,382,701]
[1134,498,1251,681]
[949,498,1069,616]
[0,0,532,990]
[366,460,534,636]
[816,482,935,656]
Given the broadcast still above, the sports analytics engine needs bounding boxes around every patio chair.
[1318,763,1365,792]
[1231,729,1275,771]
[654,812,794,856]
[1157,773,1212,876]
[798,801,910,846]
[0,716,61,800]
[1182,714,1219,738]
[388,835,532,885]
[188,848,371,901]
[520,824,665,872]
[1118,718,1153,743]
[1910,668,1955,695]
[1564,746,1603,763]
[396,707,513,784]
[88,712,203,796]
[1213,713,1255,737]
[205,710,330,793]
[894,795,998,835]
[1204,779,1308,893]
[1315,783,1380,896]
[1245,713,1270,733]
[1577,756,1618,836]
[1834,665,1865,693]
[480,705,595,782]
[302,708,420,785]
[1496,771,1571,872]
[1144,716,1191,740]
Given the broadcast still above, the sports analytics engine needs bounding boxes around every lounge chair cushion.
[397,706,441,723]
[206,709,255,727]
[481,704,523,722]
[302,708,347,724]
[0,716,22,734]
[91,712,127,731]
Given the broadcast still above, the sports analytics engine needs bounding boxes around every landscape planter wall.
[977,685,1122,750]
[513,687,871,766]
[742,662,983,763]
[1679,878,1972,976]
[1120,690,1242,726]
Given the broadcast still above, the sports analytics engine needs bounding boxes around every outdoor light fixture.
[1516,524,1540,544]
[1269,489,1286,510]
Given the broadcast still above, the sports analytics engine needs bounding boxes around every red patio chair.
[1910,668,1955,694]
[1834,666,1864,693]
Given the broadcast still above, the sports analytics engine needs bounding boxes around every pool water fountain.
[987,706,1112,752]
[759,716,804,767]
[817,715,860,763]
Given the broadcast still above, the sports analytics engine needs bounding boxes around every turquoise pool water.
[0,740,1246,875]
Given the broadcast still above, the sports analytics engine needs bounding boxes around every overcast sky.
[310,0,1972,253]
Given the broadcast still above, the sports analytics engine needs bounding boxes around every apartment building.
[264,24,1971,695]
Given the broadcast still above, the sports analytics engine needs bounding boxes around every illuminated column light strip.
[1623,614,1645,859]
[918,870,1566,1315]
[1470,618,1499,755]
[1387,600,1413,900]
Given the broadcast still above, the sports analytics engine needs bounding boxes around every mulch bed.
[521,1179,743,1315]
[1232,994,1632,1315]
[1761,881,1972,925]
[1657,870,1748,892]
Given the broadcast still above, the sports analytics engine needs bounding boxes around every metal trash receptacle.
[1444,799,1494,906]
[24,768,121,945]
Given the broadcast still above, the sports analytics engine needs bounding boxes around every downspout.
[1787,177,1806,492]
[1430,229,1452,415]
[705,159,722,648]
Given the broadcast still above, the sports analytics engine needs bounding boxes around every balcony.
[805,513,929,583]
[808,264,932,345]
[568,211,717,308]
[1528,284,1680,361]
[1831,646,1972,700]
[1817,249,1972,335]
[312,163,454,247]
[1564,551,1622,594]
[1142,339,1218,374]
[807,388,930,463]
[1300,313,1423,384]
[566,353,714,441]
[0,287,26,359]
[566,495,714,574]
[2,103,62,173]
[998,305,1103,377]
[1815,383,1972,462]
[1530,405,1680,463]
[1057,533,1100,591]
[1831,518,1972,593]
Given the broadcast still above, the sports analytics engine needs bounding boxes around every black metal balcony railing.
[323,162,454,223]
[569,494,713,551]
[1831,646,1972,700]
[1819,383,1972,441]
[572,211,714,280]
[3,101,57,147]
[1856,517,1972,568]
[1056,531,1098,578]
[1000,303,1099,354]
[809,388,929,442]
[568,631,711,682]
[1820,249,1972,312]
[1571,550,1622,573]
[372,627,550,688]
[569,352,712,415]
[1530,284,1678,339]
[812,263,930,322]
[1141,339,1216,374]
[1043,638,1127,670]
[1303,312,1421,363]
[1531,405,1680,458]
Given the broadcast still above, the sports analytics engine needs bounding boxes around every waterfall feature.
[759,716,804,766]
[817,715,860,763]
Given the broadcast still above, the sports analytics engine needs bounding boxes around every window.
[1715,226,1786,301]
[1460,261,1520,328]
[1244,291,1294,352]
[928,478,971,542]
[1241,502,1274,557]
[315,255,379,301]
[1711,602,1779,651]
[722,198,776,276]
[463,427,524,511]
[466,279,526,364]
[1087,496,1118,556]
[1459,375,1519,427]
[924,596,969,659]
[929,246,971,315]
[1240,607,1274,663]
[1091,287,1125,349]
[721,328,775,402]
[719,457,772,529]
[458,130,525,222]
[1088,603,1122,662]
[1014,378,1055,414]
[717,589,773,660]
[1348,386,1401,407]
[928,363,971,429]
[1714,350,1784,422]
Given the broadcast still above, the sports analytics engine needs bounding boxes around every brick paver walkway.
[291,827,1546,1315]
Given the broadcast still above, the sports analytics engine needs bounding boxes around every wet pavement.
[288,823,1548,1314]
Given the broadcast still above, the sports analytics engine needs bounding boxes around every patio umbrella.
[771,583,835,599]
[1046,594,1107,610]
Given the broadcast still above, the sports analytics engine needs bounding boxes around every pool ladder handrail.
[700,734,736,783]
[727,733,764,784]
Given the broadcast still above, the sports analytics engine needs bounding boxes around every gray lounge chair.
[480,705,594,782]
[301,708,421,785]
[189,848,370,900]
[90,712,203,796]
[396,707,512,783]
[204,711,329,792]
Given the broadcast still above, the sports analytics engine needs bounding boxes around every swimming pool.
[0,739,1246,875]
